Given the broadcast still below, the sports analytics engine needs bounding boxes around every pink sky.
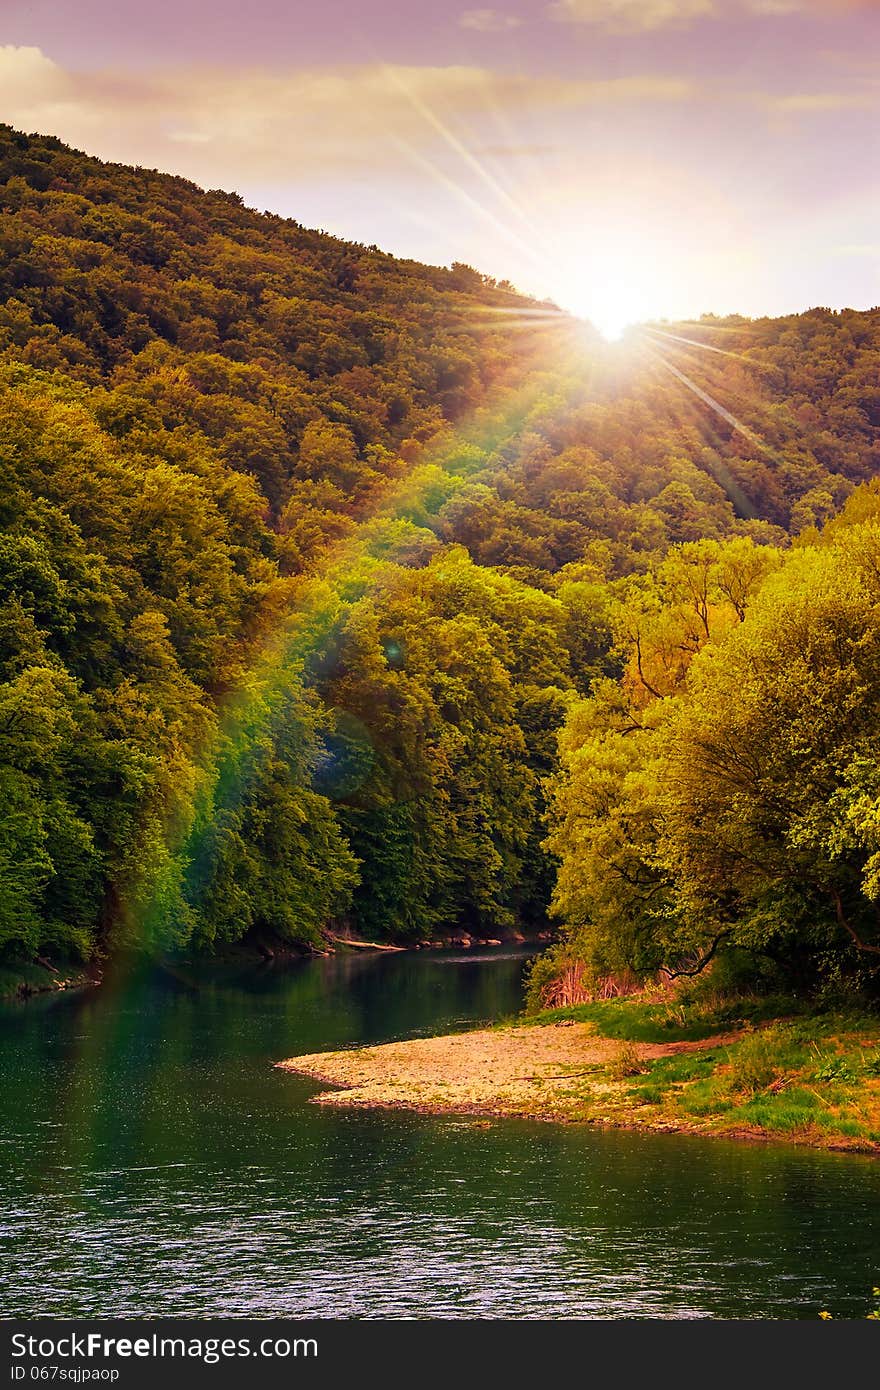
[1,0,878,332]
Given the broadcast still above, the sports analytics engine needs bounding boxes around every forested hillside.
[2,123,880,993]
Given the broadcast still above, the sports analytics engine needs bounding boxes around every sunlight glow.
[360,72,762,340]
[571,287,641,341]
[547,242,656,341]
[466,166,754,343]
[535,217,693,344]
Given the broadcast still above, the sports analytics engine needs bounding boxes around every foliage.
[545,526,880,993]
[0,127,583,959]
[3,125,880,977]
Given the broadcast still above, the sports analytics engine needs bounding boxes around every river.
[1,945,879,1319]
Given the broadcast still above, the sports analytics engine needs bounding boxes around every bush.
[608,1041,648,1080]
[727,1030,781,1095]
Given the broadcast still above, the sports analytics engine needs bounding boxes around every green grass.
[726,1091,833,1134]
[627,1050,720,1107]
[670,1024,880,1142]
[533,994,880,1145]
[515,985,880,1148]
[525,991,807,1043]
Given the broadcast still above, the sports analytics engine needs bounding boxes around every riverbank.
[0,960,98,1001]
[279,994,880,1154]
[0,931,549,1003]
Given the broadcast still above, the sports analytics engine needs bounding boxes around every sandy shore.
[277,1021,744,1131]
[277,1014,880,1154]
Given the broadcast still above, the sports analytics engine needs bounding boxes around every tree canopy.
[3,124,880,990]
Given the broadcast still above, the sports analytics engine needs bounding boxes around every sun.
[475,159,748,347]
[530,196,696,343]
[541,248,655,342]
[548,260,656,342]
[571,284,644,342]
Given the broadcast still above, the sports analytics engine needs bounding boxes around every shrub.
[727,1030,781,1095]
[608,1041,648,1080]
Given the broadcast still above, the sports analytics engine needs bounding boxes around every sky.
[1,0,878,335]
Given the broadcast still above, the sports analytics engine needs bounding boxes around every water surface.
[1,946,878,1318]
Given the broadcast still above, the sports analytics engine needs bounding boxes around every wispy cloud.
[750,85,879,110]
[459,8,524,29]
[548,0,715,31]
[0,46,698,185]
[479,142,559,155]
[549,0,880,30]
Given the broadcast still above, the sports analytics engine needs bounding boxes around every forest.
[3,123,880,1000]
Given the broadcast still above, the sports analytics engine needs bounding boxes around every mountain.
[2,124,880,996]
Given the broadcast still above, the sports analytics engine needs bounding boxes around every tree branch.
[659,930,731,979]
[634,635,664,701]
[832,889,880,956]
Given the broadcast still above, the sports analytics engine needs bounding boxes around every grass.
[526,990,806,1044]
[607,1041,649,1080]
[662,1022,880,1145]
[628,1049,720,1104]
[527,991,880,1149]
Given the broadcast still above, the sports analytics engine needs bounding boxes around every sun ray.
[639,338,767,451]
[669,319,761,336]
[386,127,550,273]
[643,324,775,371]
[630,342,764,519]
[379,63,549,249]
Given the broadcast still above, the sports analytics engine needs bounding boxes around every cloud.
[0,47,698,187]
[833,243,880,255]
[480,142,559,155]
[751,87,879,110]
[772,91,876,108]
[742,0,802,11]
[548,0,714,30]
[747,0,880,12]
[549,0,880,29]
[0,44,56,86]
[459,8,524,28]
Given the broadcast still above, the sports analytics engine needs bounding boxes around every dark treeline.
[3,124,880,992]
